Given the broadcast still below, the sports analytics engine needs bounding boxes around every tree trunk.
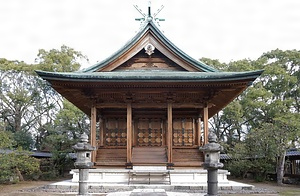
[15,167,24,181]
[277,151,286,185]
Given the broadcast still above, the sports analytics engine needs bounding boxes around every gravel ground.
[28,185,277,195]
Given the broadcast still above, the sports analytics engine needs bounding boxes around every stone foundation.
[70,168,230,185]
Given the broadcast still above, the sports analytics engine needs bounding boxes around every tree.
[39,100,89,176]
[203,49,300,185]
[0,59,58,150]
[0,45,89,179]
[202,58,257,146]
[35,45,87,72]
[0,129,40,183]
[33,46,89,176]
[248,49,300,185]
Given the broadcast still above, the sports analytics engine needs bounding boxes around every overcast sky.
[1,0,300,69]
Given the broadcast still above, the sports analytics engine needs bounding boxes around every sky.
[1,0,300,69]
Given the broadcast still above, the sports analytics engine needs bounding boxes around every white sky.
[0,0,300,69]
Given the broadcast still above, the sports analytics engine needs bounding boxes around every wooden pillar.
[132,120,136,147]
[99,115,104,147]
[162,120,166,146]
[127,102,132,163]
[90,106,97,162]
[203,105,209,145]
[197,117,202,146]
[167,102,173,163]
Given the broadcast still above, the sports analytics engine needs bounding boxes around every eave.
[36,70,263,83]
[36,70,263,118]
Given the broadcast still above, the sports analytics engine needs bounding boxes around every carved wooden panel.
[114,49,186,72]
[136,118,163,146]
[105,118,127,146]
[173,118,194,146]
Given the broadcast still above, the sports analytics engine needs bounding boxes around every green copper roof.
[80,21,218,73]
[36,70,263,83]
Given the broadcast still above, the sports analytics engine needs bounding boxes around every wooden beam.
[167,102,173,163]
[90,106,97,162]
[127,102,132,163]
[95,102,206,109]
[203,105,209,145]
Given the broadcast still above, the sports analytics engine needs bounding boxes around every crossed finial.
[134,0,165,27]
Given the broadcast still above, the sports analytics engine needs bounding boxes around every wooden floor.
[94,147,203,167]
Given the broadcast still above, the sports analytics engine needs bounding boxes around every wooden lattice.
[137,118,162,146]
[105,118,127,146]
[173,118,194,146]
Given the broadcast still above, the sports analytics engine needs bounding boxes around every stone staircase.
[130,147,169,184]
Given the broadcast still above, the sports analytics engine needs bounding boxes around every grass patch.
[280,190,300,196]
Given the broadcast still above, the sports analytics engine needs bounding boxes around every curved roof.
[36,19,263,117]
[36,70,263,83]
[80,21,218,73]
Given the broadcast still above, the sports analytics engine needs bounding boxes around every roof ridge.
[80,21,218,73]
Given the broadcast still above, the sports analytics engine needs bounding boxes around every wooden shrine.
[36,13,262,169]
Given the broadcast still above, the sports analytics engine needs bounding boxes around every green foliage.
[226,127,276,181]
[0,130,14,149]
[35,45,88,72]
[39,100,88,177]
[0,129,40,184]
[12,131,34,150]
[0,149,40,184]
[39,158,58,180]
[226,159,252,178]
[54,99,88,139]
[208,49,300,183]
[0,45,87,181]
[41,132,75,177]
[0,60,59,148]
[0,58,38,73]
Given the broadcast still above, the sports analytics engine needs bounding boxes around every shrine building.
[36,8,262,172]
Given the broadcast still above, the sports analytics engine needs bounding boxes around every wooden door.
[173,118,195,146]
[135,118,163,147]
[104,118,127,146]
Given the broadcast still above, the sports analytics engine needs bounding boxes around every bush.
[225,158,275,182]
[226,160,252,178]
[39,158,59,180]
[0,149,40,184]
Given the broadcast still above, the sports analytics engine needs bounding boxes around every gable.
[113,48,187,72]
[82,22,218,73]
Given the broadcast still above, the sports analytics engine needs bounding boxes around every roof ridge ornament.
[134,0,165,28]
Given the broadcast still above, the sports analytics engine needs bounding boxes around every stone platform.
[70,167,232,185]
[45,167,254,193]
[46,180,253,196]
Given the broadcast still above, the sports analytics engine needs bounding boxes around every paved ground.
[0,179,300,196]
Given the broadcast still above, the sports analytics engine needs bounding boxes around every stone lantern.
[73,133,96,196]
[200,132,224,196]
